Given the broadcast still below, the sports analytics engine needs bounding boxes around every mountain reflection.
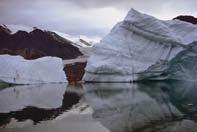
[83,81,197,132]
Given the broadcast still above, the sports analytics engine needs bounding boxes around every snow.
[0,55,67,84]
[0,83,67,113]
[53,31,101,47]
[83,8,197,82]
[1,24,100,47]
[1,24,34,34]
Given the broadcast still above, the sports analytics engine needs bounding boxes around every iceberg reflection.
[0,83,82,126]
[84,81,197,132]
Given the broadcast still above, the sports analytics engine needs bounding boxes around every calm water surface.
[0,81,197,132]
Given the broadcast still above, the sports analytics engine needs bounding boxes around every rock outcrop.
[83,9,197,82]
[174,15,197,24]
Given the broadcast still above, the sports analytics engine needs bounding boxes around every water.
[0,81,197,132]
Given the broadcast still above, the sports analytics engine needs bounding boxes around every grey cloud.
[0,0,109,36]
[68,0,197,19]
[67,0,196,11]
[0,0,197,37]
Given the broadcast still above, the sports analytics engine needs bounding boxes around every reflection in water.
[0,84,82,126]
[83,82,197,132]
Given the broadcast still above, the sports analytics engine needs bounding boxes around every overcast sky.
[0,0,197,38]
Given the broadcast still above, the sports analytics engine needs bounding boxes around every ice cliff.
[83,9,197,82]
[0,55,67,84]
[139,42,197,81]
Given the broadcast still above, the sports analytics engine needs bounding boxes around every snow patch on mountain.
[1,24,100,48]
[53,31,101,47]
[1,24,34,34]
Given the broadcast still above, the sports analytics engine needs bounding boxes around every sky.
[0,0,197,38]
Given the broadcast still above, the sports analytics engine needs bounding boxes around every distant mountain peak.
[173,15,197,24]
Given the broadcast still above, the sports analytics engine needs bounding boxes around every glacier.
[83,9,197,82]
[0,55,67,84]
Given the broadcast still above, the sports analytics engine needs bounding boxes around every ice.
[0,55,67,84]
[167,42,197,81]
[83,9,197,82]
[139,42,197,81]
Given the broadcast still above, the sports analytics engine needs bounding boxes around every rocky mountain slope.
[0,25,82,60]
[174,15,197,24]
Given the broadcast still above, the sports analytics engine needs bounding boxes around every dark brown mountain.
[173,15,197,24]
[0,25,82,60]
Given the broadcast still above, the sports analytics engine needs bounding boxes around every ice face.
[0,55,67,84]
[83,9,197,82]
[140,42,197,81]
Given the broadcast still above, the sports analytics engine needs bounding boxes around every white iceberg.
[139,41,197,81]
[83,9,197,82]
[0,55,67,84]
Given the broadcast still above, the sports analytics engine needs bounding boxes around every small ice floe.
[0,55,67,84]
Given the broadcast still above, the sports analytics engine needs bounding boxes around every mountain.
[83,8,197,82]
[174,15,197,24]
[53,31,101,48]
[0,24,83,60]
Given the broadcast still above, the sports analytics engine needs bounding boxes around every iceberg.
[166,42,197,81]
[0,55,67,84]
[83,9,197,82]
[139,42,197,81]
